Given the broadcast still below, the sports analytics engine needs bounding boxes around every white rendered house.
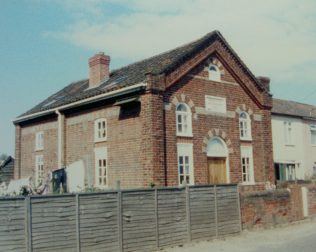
[272,99,316,181]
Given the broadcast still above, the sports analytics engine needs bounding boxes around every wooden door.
[208,158,227,184]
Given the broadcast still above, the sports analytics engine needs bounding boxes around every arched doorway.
[207,137,229,184]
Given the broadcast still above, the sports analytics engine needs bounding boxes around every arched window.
[176,103,192,136]
[208,63,221,81]
[239,112,252,140]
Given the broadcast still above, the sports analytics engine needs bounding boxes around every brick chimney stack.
[257,76,270,92]
[89,52,110,88]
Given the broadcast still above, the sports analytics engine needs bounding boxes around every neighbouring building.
[272,98,316,181]
[13,31,275,191]
[0,156,14,184]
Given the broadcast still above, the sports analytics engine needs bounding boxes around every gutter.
[13,83,147,124]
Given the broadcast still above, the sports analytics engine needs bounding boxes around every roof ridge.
[110,31,218,75]
[274,98,316,108]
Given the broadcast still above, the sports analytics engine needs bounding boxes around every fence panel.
[122,191,156,252]
[31,195,77,252]
[0,184,241,252]
[216,185,241,236]
[0,198,25,252]
[79,192,119,252]
[157,188,187,248]
[189,186,217,240]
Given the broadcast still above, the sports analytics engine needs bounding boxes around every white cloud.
[44,0,316,101]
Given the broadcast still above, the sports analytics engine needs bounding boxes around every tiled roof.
[272,98,316,119]
[18,30,264,118]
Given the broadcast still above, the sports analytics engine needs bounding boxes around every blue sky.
[1,0,316,156]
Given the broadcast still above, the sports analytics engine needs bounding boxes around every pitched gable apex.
[163,31,272,109]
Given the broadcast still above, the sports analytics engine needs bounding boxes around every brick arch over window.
[205,57,225,75]
[235,104,253,117]
[171,94,197,118]
[202,129,233,154]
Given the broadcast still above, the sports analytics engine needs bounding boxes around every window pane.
[186,176,190,184]
[180,175,184,184]
[178,124,182,132]
[184,156,189,165]
[177,104,187,112]
[179,156,183,165]
[185,165,190,174]
[178,114,182,123]
[179,165,183,174]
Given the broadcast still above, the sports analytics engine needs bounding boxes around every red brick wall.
[163,54,274,187]
[240,190,293,229]
[17,118,58,182]
[64,103,144,189]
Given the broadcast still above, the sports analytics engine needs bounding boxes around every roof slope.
[19,30,264,118]
[272,98,316,119]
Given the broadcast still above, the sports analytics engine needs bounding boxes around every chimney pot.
[89,52,110,88]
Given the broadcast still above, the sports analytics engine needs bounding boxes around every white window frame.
[176,103,192,137]
[239,112,252,140]
[94,147,108,188]
[177,143,194,185]
[208,63,221,81]
[284,121,293,145]
[35,131,44,151]
[310,125,316,145]
[94,118,107,142]
[240,146,255,185]
[205,95,226,114]
[35,155,44,187]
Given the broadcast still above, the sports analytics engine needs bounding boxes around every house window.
[205,95,226,113]
[95,118,107,142]
[275,163,297,181]
[176,103,192,136]
[310,125,316,145]
[95,147,108,187]
[208,63,221,81]
[284,121,293,145]
[240,146,254,184]
[35,131,44,150]
[177,143,194,185]
[35,155,44,186]
[239,112,252,140]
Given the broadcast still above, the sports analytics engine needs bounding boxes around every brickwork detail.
[201,129,233,154]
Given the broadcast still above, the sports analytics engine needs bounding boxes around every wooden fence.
[0,184,241,252]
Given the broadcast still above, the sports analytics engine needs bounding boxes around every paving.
[162,219,316,252]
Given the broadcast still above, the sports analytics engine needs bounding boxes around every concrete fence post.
[75,194,81,252]
[237,190,242,232]
[214,185,218,237]
[118,191,123,252]
[185,185,191,242]
[154,189,159,249]
[25,196,32,252]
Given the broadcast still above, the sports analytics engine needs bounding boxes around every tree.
[0,153,8,161]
